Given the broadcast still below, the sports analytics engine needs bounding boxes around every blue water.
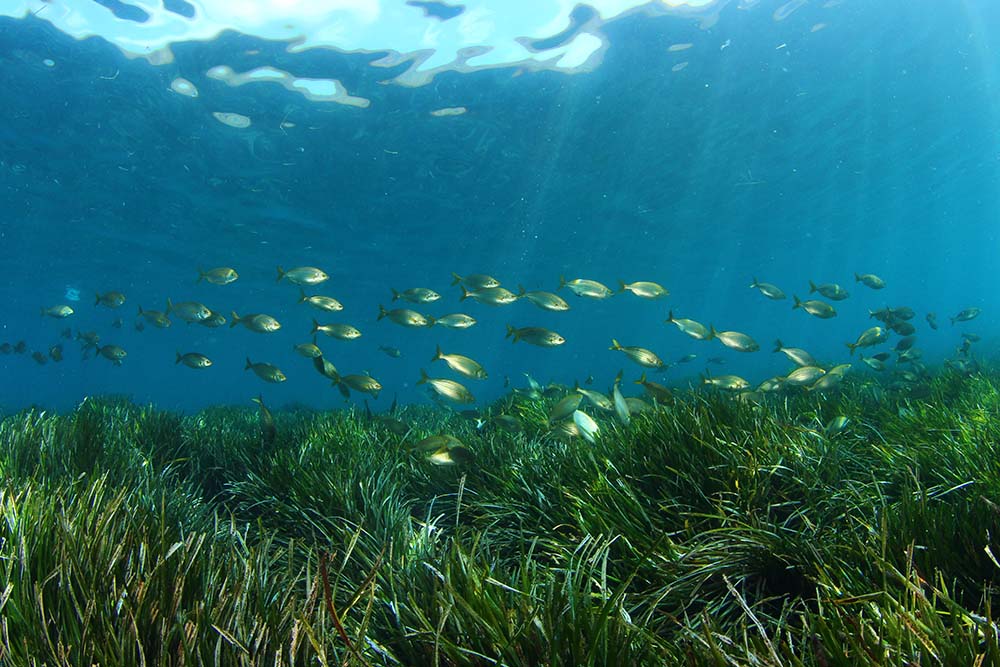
[1,0,997,412]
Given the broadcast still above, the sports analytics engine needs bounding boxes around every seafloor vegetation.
[3,370,1000,666]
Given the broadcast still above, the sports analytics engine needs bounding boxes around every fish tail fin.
[773,339,783,353]
[635,372,646,385]
[792,296,802,309]
[459,286,471,301]
[505,324,517,342]
[558,275,567,289]
[391,288,400,302]
[617,280,628,293]
[175,351,183,365]
[426,315,436,327]
[377,305,387,321]
[517,284,526,297]
[137,305,143,316]
[244,357,252,371]
[450,272,463,286]
[609,339,621,351]
[298,288,308,303]
[94,293,101,306]
[276,266,285,282]
[417,369,429,385]
[251,394,263,406]
[432,345,443,362]
[809,280,817,293]
[750,277,759,288]
[311,319,320,334]
[846,343,856,356]
[950,317,956,326]
[166,298,174,314]
[666,309,674,322]
[229,311,240,328]
[708,325,717,340]
[854,273,862,282]
[197,268,205,283]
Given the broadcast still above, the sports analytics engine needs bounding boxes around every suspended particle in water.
[429,106,467,117]
[170,77,199,97]
[672,62,689,72]
[43,58,55,68]
[667,43,693,52]
[212,111,251,128]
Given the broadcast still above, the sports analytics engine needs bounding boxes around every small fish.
[48,345,63,362]
[231,312,281,333]
[609,339,664,368]
[76,330,100,347]
[576,385,614,411]
[379,345,402,358]
[175,351,213,368]
[706,356,726,365]
[677,354,697,364]
[889,307,915,321]
[166,298,212,323]
[311,320,361,340]
[634,372,672,402]
[32,351,47,365]
[611,382,632,426]
[245,357,286,383]
[618,280,669,299]
[294,337,323,358]
[433,313,477,329]
[494,414,523,433]
[418,369,475,403]
[111,318,124,329]
[377,305,432,328]
[428,444,474,466]
[549,419,582,442]
[96,344,127,365]
[95,291,126,308]
[808,281,849,301]
[251,394,276,446]
[548,393,583,424]
[339,374,382,398]
[709,327,759,352]
[792,296,836,319]
[846,326,886,355]
[665,311,711,340]
[41,305,74,318]
[0,343,10,354]
[855,273,886,289]
[276,266,329,285]
[312,355,340,382]
[432,345,487,379]
[895,336,917,352]
[871,352,891,362]
[411,434,464,454]
[298,289,343,312]
[808,372,845,392]
[702,374,749,391]
[451,273,500,290]
[625,397,652,413]
[137,305,171,328]
[783,366,826,386]
[392,287,440,304]
[198,311,227,328]
[198,267,239,285]
[951,308,981,325]
[860,355,885,371]
[13,341,26,354]
[505,325,565,347]
[825,416,849,437]
[926,313,938,330]
[517,286,570,311]
[559,276,613,299]
[572,410,600,443]
[460,286,518,306]
[585,375,595,384]
[889,320,916,336]
[756,377,784,392]
[750,277,786,300]
[773,340,817,367]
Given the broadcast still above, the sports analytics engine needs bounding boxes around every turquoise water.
[0,0,996,412]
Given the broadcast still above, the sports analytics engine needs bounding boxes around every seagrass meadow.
[1,369,999,666]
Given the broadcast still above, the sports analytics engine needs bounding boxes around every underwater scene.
[2,0,1000,664]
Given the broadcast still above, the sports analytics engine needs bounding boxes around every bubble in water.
[64,287,80,302]
[170,77,198,97]
[212,112,251,128]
